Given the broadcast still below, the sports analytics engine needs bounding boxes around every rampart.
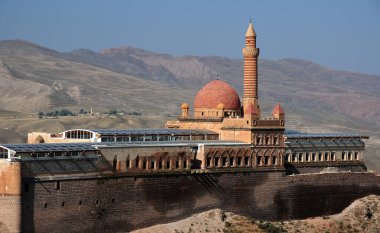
[20,170,380,233]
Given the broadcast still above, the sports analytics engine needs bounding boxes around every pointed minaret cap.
[246,19,256,37]
[272,103,285,115]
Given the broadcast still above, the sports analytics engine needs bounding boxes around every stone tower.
[242,20,261,119]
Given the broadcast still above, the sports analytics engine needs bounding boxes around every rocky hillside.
[132,195,380,233]
[1,40,379,133]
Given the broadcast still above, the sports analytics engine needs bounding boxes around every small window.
[265,137,270,145]
[285,153,290,162]
[354,152,359,160]
[79,201,82,206]
[44,203,48,208]
[62,202,65,207]
[230,157,235,166]
[56,181,61,190]
[206,158,211,168]
[215,157,220,167]
[256,137,261,145]
[135,158,140,168]
[112,199,115,204]
[151,160,155,169]
[166,161,170,169]
[244,157,249,166]
[183,160,187,168]
[264,157,269,165]
[273,137,278,145]
[143,160,147,170]
[237,157,242,166]
[24,183,29,193]
[272,156,277,165]
[96,200,99,205]
[126,159,130,168]
[175,160,179,169]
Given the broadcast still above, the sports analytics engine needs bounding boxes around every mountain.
[0,39,379,134]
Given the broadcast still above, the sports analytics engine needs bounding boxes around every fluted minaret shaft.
[242,22,259,99]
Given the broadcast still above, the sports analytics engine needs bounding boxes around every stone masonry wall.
[20,171,380,233]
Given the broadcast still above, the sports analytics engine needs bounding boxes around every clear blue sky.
[0,0,379,75]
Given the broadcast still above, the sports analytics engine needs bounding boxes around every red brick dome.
[194,80,241,110]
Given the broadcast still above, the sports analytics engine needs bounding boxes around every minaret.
[242,19,260,119]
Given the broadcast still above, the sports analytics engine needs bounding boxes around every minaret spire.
[242,19,260,118]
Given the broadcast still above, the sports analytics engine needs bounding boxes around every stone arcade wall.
[21,170,380,233]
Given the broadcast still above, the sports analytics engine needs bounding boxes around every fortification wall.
[0,162,22,233]
[21,171,380,233]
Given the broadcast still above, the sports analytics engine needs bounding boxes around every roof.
[284,129,369,139]
[286,138,365,150]
[272,104,284,115]
[194,80,241,110]
[0,143,98,153]
[246,21,256,37]
[88,128,219,136]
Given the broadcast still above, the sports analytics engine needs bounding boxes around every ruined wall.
[21,171,380,233]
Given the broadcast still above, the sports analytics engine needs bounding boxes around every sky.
[0,0,379,75]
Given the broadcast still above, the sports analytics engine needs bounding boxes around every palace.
[0,21,377,233]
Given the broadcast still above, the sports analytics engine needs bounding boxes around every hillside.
[132,195,380,233]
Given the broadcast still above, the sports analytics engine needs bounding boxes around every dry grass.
[132,195,380,233]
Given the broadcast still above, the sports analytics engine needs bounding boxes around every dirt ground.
[132,195,380,233]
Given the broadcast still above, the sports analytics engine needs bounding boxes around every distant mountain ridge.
[0,39,379,133]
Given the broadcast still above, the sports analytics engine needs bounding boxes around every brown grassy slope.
[132,195,380,233]
[0,40,193,114]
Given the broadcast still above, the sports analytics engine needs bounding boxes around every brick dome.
[194,80,241,110]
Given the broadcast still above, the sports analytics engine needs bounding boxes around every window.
[206,158,211,168]
[159,159,163,169]
[348,152,352,160]
[331,152,336,161]
[306,153,310,162]
[215,157,220,167]
[62,202,65,207]
[237,157,242,166]
[264,157,269,165]
[183,160,187,168]
[24,183,29,193]
[354,152,359,160]
[135,158,140,168]
[126,159,130,168]
[230,157,235,166]
[143,160,147,170]
[56,181,61,190]
[175,160,179,169]
[222,157,228,167]
[166,161,170,169]
[324,153,329,161]
[285,153,290,162]
[256,156,262,166]
[272,156,277,165]
[244,157,249,166]
[292,153,297,162]
[273,137,278,145]
[44,203,48,208]
[96,200,99,205]
[312,153,316,162]
[256,136,262,145]
[151,160,155,169]
[79,201,82,206]
[265,137,270,145]
[319,152,323,161]
[112,199,115,204]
